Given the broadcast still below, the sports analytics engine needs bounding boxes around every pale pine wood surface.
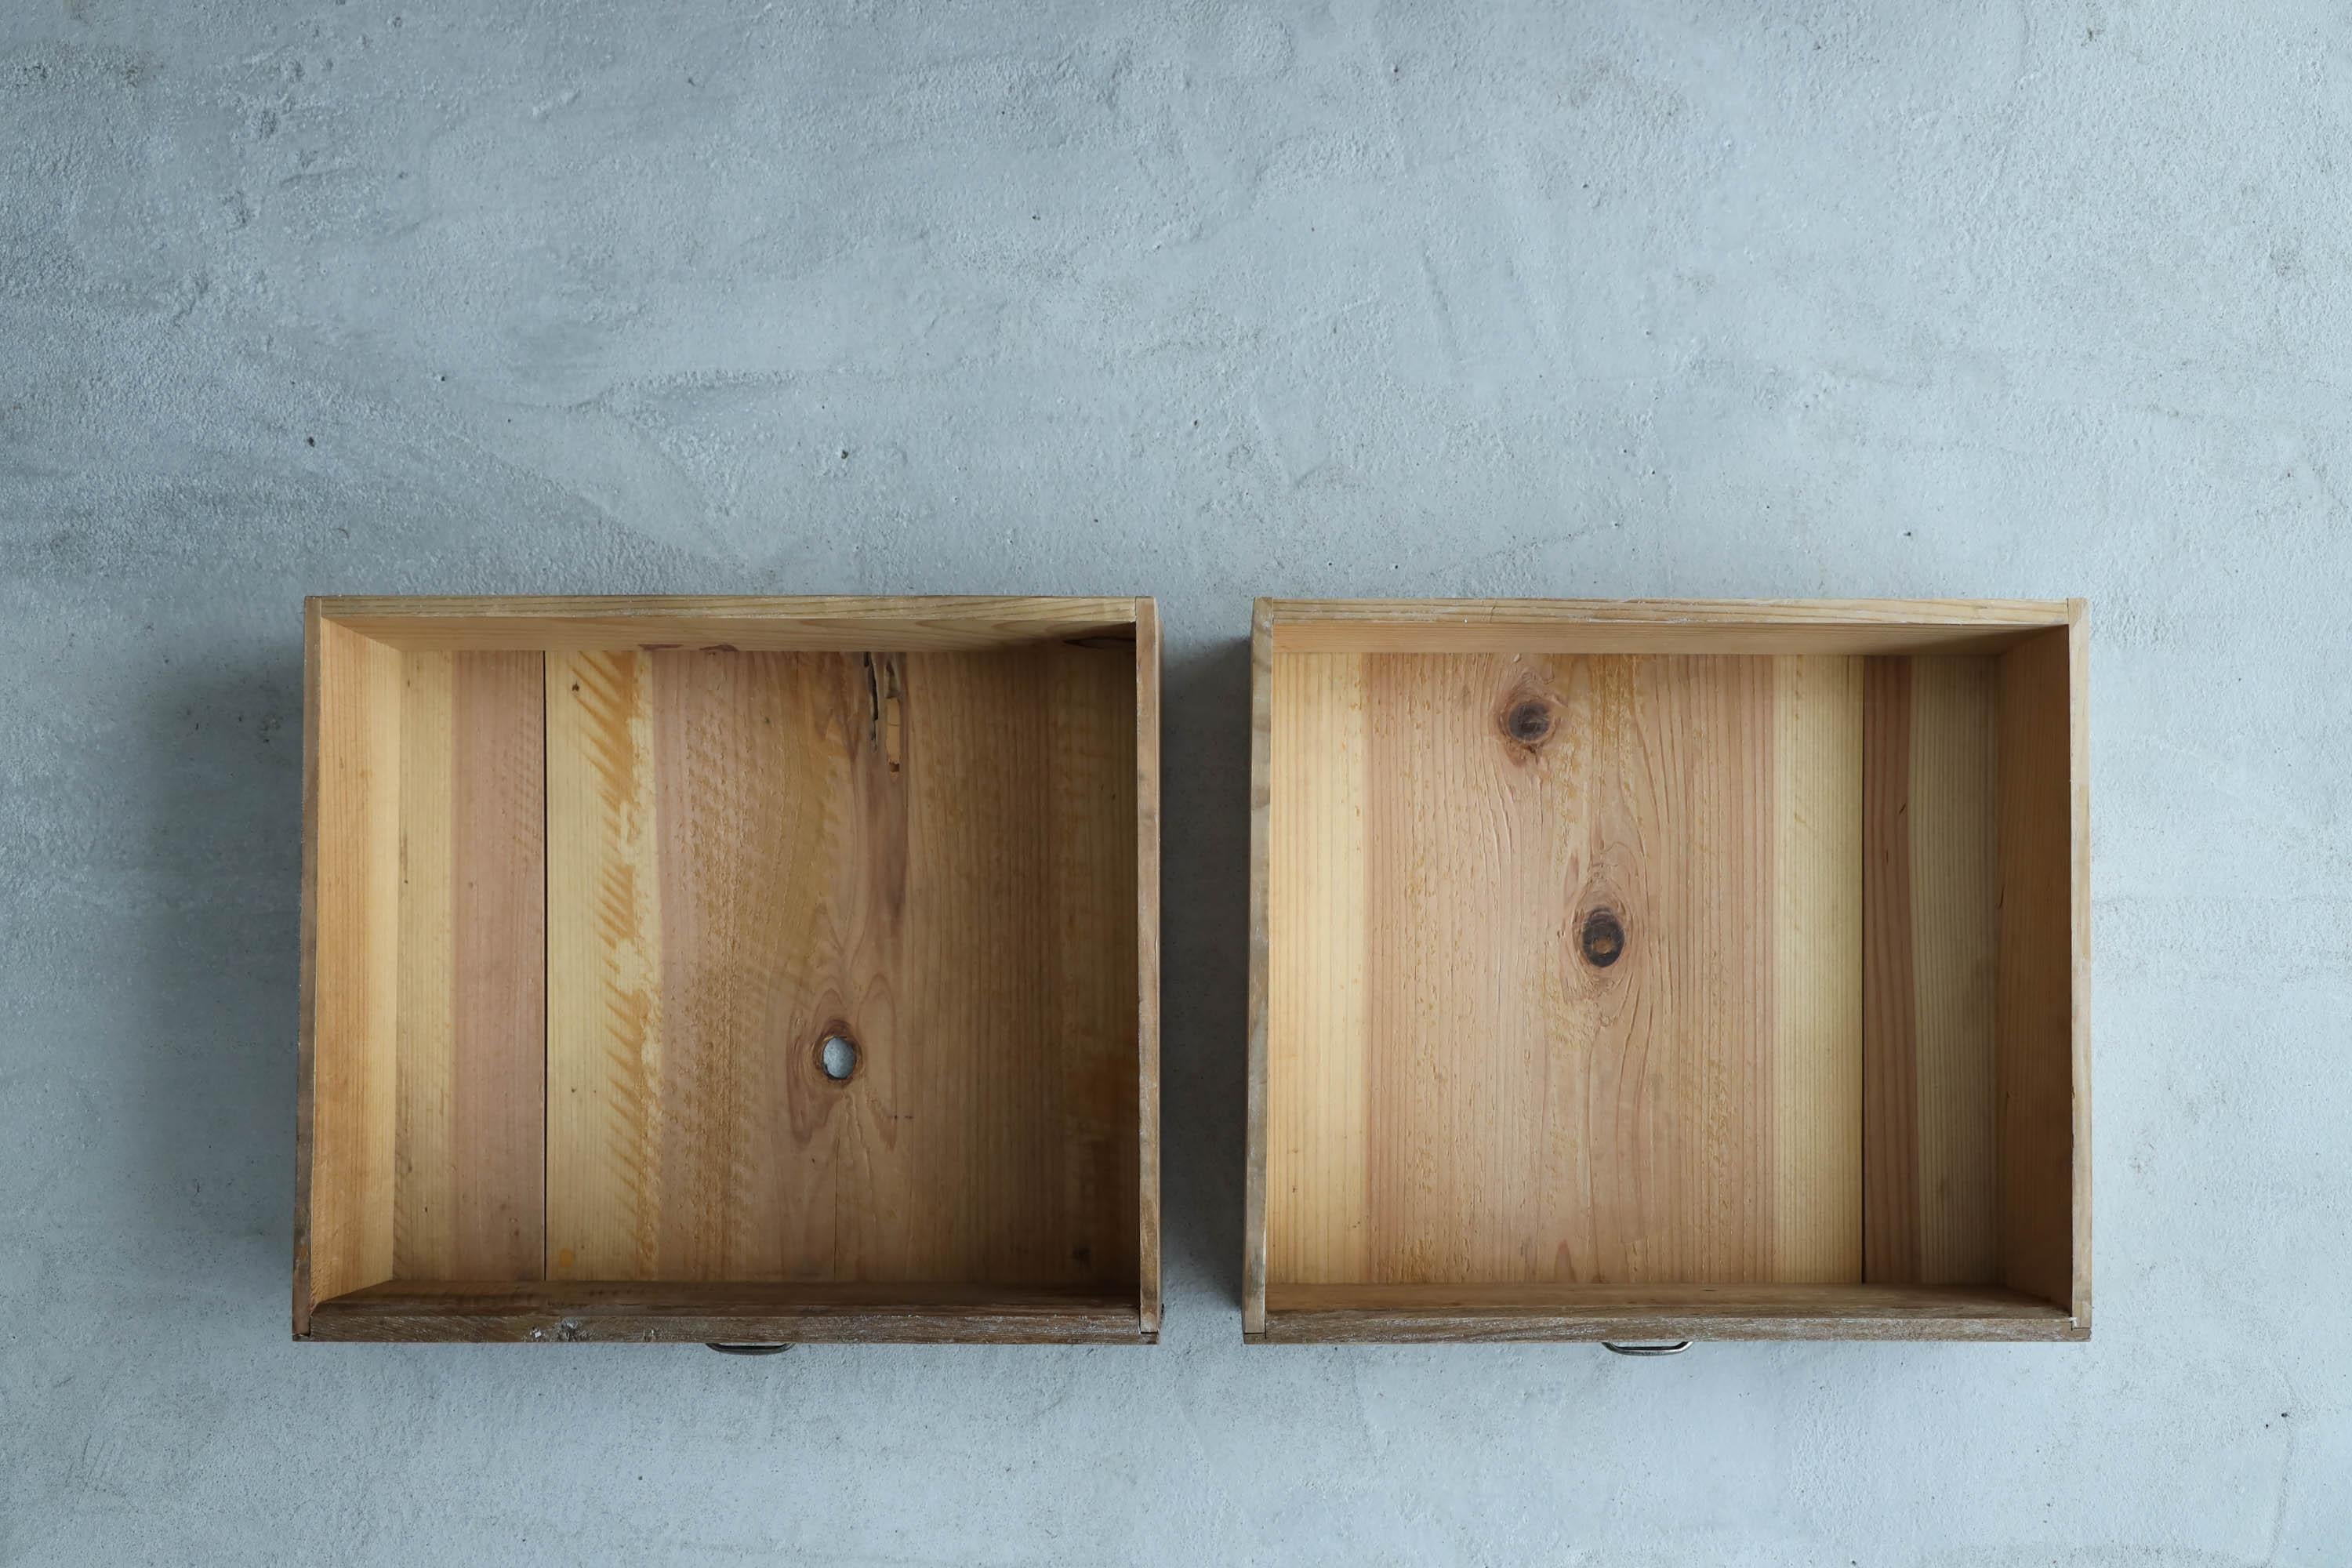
[304,637,549,1306]
[1265,650,1865,1290]
[303,617,403,1312]
[1266,650,1370,1288]
[1242,603,1275,1335]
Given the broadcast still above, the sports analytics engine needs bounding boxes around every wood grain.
[316,596,1138,652]
[1243,601,1275,1335]
[1133,599,1163,1334]
[2063,603,2092,1326]
[1244,599,2089,1341]
[1264,651,1864,1290]
[546,648,663,1278]
[1255,1282,2080,1343]
[543,644,1140,1289]
[1767,655,1868,1278]
[1863,657,1999,1285]
[307,1280,1149,1344]
[1997,616,2086,1317]
[302,615,402,1316]
[1265,650,1370,1291]
[392,651,546,1280]
[297,601,321,1333]
[1265,598,2074,656]
[305,597,1156,1342]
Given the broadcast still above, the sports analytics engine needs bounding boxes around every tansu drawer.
[1246,598,2088,1344]
[298,596,1160,1345]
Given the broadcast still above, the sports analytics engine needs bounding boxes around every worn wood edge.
[1256,1311,2087,1344]
[1243,601,1274,1336]
[303,1283,1150,1344]
[1262,1283,2067,1311]
[1261,597,2076,627]
[294,598,325,1338]
[303,1312,1152,1345]
[314,596,1142,651]
[1994,622,2078,1312]
[1134,597,1163,1335]
[2068,598,2093,1327]
[1255,1285,2083,1343]
[1263,598,2074,655]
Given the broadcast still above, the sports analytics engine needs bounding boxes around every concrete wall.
[4,2,2347,1563]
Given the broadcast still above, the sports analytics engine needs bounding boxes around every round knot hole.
[818,1034,860,1082]
[1580,908,1626,968]
[1504,699,1553,745]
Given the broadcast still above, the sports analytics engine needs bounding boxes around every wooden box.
[298,597,1160,1344]
[1245,600,2087,1343]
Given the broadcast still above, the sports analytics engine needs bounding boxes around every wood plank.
[1243,601,1275,1334]
[544,644,1139,1289]
[447,653,549,1276]
[316,595,1138,652]
[1769,655,1867,1279]
[546,648,665,1279]
[1133,599,1163,1334]
[654,648,857,1280]
[1256,1282,2081,1343]
[1515,653,1860,1283]
[1997,618,2085,1316]
[1265,652,1863,1289]
[394,652,457,1275]
[1265,650,1370,1287]
[826,649,924,1282]
[2066,603,2092,1327]
[1361,652,1561,1283]
[2070,601,2089,1326]
[296,601,323,1333]
[891,645,1135,1286]
[1036,639,1142,1288]
[548,649,870,1280]
[307,1280,1149,1344]
[1265,598,2074,656]
[390,652,546,1279]
[1863,657,2000,1285]
[302,615,403,1316]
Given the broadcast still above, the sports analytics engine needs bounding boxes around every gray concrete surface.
[4,2,2348,1563]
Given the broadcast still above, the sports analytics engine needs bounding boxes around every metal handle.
[706,1342,793,1356]
[1602,1340,1690,1356]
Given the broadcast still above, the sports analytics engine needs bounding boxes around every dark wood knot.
[1503,699,1553,745]
[1579,908,1625,968]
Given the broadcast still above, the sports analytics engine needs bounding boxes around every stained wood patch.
[1997,626,2082,1311]
[1862,656,1999,1285]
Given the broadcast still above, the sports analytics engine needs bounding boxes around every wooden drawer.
[297,597,1160,1344]
[1244,599,2087,1343]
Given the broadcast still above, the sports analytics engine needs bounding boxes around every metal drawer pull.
[706,1342,793,1355]
[1602,1340,1690,1356]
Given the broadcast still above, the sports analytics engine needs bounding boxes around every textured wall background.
[4,2,2349,1563]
